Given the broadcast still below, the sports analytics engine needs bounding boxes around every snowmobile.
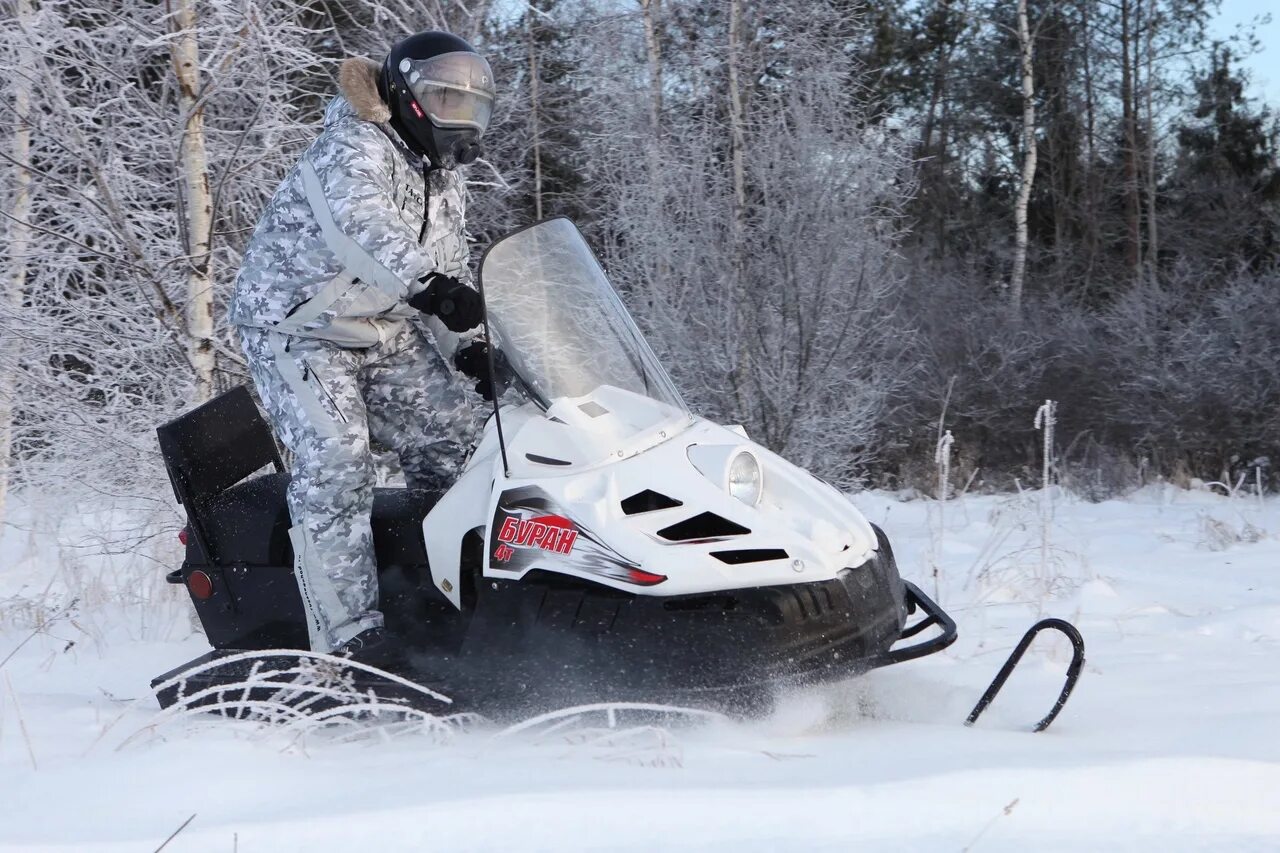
[153,218,1081,724]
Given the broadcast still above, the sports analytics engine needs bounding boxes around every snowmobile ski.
[965,618,1086,732]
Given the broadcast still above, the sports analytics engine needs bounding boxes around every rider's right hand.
[454,339,497,401]
[409,273,484,333]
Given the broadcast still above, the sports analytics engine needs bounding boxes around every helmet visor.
[400,51,495,134]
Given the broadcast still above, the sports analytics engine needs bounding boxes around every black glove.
[408,273,484,333]
[454,339,496,401]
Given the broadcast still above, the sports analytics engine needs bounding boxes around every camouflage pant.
[239,324,477,652]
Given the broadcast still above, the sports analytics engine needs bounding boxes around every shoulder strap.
[420,164,432,243]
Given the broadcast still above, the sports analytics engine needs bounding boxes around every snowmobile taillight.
[187,570,214,600]
[626,568,668,586]
[178,527,190,546]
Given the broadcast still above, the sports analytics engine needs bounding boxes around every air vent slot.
[525,453,572,466]
[621,490,683,515]
[578,401,609,417]
[711,548,789,564]
[657,512,750,542]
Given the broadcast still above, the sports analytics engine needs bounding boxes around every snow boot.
[336,627,410,675]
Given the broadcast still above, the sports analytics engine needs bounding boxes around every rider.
[228,31,497,669]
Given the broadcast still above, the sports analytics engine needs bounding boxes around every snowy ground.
[0,485,1278,852]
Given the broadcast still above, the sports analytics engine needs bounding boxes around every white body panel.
[423,387,878,607]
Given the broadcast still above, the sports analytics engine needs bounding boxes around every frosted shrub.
[885,276,1093,491]
[579,4,913,488]
[1096,269,1280,487]
[929,429,955,598]
[495,703,727,768]
[1034,400,1057,581]
[1197,513,1264,551]
[123,652,472,750]
[964,401,1081,605]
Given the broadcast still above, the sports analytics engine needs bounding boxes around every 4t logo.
[496,514,578,558]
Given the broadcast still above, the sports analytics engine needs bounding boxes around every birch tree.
[167,0,216,404]
[639,0,663,141]
[0,0,36,528]
[1010,0,1037,310]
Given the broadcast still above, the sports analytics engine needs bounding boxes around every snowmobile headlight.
[727,451,763,506]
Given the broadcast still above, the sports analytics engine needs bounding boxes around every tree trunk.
[640,0,663,139]
[727,0,748,240]
[919,0,954,155]
[920,0,956,257]
[0,0,36,528]
[1010,0,1037,312]
[639,0,669,292]
[167,0,216,404]
[726,0,749,410]
[1143,0,1159,281]
[1081,0,1100,285]
[1120,0,1142,279]
[526,5,544,220]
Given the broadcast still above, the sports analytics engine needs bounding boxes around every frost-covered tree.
[0,1,333,508]
[569,0,912,485]
[1167,45,1280,268]
[0,1,524,515]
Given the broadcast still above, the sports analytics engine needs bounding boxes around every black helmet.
[379,31,496,169]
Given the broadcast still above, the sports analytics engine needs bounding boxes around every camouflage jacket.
[229,58,473,350]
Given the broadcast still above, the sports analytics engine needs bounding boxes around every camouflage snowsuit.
[230,58,478,652]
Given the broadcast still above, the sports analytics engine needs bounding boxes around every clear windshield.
[480,218,688,416]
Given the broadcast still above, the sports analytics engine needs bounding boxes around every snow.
[1,486,1278,851]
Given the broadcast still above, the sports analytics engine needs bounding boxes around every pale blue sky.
[1213,0,1280,105]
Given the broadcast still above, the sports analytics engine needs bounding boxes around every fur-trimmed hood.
[338,57,391,123]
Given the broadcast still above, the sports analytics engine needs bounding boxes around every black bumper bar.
[870,581,958,667]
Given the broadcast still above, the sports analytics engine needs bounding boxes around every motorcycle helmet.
[379,31,496,169]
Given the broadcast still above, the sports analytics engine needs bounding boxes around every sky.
[1213,0,1280,105]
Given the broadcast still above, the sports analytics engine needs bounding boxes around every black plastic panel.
[620,489,683,515]
[657,512,750,541]
[710,548,789,564]
[525,453,572,466]
[156,386,282,508]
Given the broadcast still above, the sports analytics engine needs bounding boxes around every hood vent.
[525,453,572,466]
[658,512,750,542]
[621,490,683,515]
[711,548,788,564]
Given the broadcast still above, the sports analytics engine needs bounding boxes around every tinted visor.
[400,51,495,134]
